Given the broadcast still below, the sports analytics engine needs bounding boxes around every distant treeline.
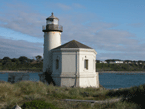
[96,63,145,71]
[0,56,145,71]
[96,59,145,64]
[0,56,43,71]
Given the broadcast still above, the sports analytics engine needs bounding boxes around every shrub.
[21,99,59,109]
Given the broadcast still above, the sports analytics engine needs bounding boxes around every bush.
[21,99,59,109]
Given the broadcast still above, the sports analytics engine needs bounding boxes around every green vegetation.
[96,63,145,71]
[21,99,59,109]
[1,56,145,71]
[0,80,144,109]
[0,55,43,71]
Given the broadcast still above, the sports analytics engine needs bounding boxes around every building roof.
[52,40,93,50]
[46,12,59,20]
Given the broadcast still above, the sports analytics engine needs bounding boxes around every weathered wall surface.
[61,51,77,73]
[43,31,61,73]
[78,49,96,73]
[52,50,77,87]
[51,48,99,88]
[78,49,99,88]
[52,52,61,74]
[79,75,97,88]
[60,77,76,87]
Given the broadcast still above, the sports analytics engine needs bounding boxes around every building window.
[84,59,88,70]
[56,59,59,69]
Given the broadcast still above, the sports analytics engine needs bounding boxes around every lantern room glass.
[47,19,58,25]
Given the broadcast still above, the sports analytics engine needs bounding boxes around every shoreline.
[1,70,145,73]
[99,71,145,73]
[0,70,42,73]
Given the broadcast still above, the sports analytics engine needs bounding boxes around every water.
[0,72,145,89]
[99,73,145,89]
[0,72,43,83]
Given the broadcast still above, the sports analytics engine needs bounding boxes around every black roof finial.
[46,12,59,20]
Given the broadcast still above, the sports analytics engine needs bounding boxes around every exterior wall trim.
[51,48,97,55]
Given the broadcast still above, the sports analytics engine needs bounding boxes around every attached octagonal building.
[50,40,99,88]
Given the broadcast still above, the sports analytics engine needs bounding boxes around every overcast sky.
[0,0,145,61]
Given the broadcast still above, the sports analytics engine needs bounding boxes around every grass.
[0,80,144,109]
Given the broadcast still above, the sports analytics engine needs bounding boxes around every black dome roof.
[46,12,59,20]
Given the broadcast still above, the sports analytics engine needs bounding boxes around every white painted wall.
[78,49,98,88]
[43,32,49,72]
[115,61,123,63]
[47,32,61,50]
[79,75,97,87]
[79,51,96,73]
[51,48,99,88]
[52,52,61,75]
[43,31,61,73]
[61,52,77,73]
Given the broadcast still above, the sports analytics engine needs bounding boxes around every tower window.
[84,59,88,70]
[56,59,59,69]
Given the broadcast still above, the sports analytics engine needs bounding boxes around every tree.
[35,55,42,62]
[2,57,11,65]
[124,60,132,64]
[11,58,19,62]
[138,60,143,65]
[30,59,35,62]
[96,60,100,63]
[105,59,113,64]
[105,60,109,64]
[132,60,136,64]
[3,57,11,61]
[18,56,29,63]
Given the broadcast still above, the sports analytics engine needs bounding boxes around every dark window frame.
[85,59,88,70]
[56,59,59,69]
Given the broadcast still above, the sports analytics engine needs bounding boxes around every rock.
[11,104,22,109]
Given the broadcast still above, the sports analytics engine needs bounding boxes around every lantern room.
[46,12,59,25]
[43,12,63,32]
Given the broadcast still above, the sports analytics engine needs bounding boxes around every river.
[0,72,145,89]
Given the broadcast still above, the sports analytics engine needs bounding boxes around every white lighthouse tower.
[42,12,63,73]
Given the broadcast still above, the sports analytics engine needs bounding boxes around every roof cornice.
[51,48,97,55]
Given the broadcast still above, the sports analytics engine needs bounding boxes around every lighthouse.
[42,12,63,73]
[42,13,99,88]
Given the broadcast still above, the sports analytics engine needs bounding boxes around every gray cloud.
[0,36,43,59]
[0,2,45,38]
[0,12,45,37]
[56,3,72,10]
[127,23,144,28]
[59,14,139,51]
[45,3,85,10]
[72,3,85,9]
[0,2,145,60]
[58,13,145,60]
